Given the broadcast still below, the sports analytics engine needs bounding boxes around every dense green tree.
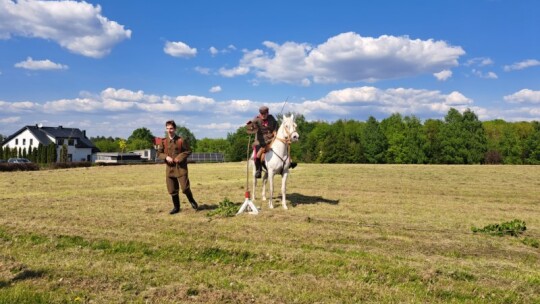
[302,122,332,163]
[175,126,197,151]
[381,113,406,163]
[195,138,230,153]
[60,144,68,162]
[127,127,154,149]
[462,109,488,163]
[361,116,387,164]
[402,116,427,164]
[423,119,443,163]
[523,122,540,164]
[439,108,487,164]
[127,138,152,151]
[91,137,120,152]
[226,126,250,162]
[48,144,57,163]
[499,125,522,164]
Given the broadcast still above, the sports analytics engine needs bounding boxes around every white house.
[2,124,99,162]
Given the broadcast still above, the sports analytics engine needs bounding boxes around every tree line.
[225,108,540,164]
[0,143,70,163]
[6,108,537,165]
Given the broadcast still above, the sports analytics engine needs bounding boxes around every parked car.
[0,159,6,163]
[7,158,32,163]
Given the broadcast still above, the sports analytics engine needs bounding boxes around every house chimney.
[83,130,86,137]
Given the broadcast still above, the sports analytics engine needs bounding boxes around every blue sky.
[1,0,539,139]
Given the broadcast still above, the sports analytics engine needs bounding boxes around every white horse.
[252,114,299,209]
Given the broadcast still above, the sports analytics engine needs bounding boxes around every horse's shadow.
[288,193,339,206]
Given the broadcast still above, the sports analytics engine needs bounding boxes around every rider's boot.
[255,158,262,178]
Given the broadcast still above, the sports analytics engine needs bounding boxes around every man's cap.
[259,106,269,114]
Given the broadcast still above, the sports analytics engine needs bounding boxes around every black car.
[7,158,32,163]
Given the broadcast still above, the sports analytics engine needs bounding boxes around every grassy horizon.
[1,163,539,303]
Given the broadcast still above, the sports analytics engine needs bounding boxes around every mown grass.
[0,163,539,303]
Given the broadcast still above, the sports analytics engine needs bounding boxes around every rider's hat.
[259,106,269,114]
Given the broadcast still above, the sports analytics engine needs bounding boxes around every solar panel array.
[188,152,225,163]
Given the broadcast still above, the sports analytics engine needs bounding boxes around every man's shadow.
[288,193,339,207]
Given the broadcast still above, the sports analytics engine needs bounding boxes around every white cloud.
[164,41,197,58]
[219,65,250,77]
[472,69,498,79]
[433,69,452,81]
[0,116,20,124]
[0,0,131,58]
[209,46,219,56]
[300,86,475,118]
[222,32,465,85]
[14,57,68,70]
[503,89,540,104]
[209,86,222,93]
[194,66,211,75]
[503,59,540,71]
[465,57,494,67]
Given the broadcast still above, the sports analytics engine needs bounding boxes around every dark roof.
[3,125,97,150]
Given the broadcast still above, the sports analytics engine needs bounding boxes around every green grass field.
[1,163,539,303]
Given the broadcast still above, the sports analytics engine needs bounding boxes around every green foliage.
[361,116,387,163]
[128,127,154,145]
[471,219,526,237]
[521,237,539,248]
[60,144,68,163]
[176,125,197,150]
[195,138,230,153]
[226,126,250,162]
[206,198,239,217]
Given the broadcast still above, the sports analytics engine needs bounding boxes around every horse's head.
[280,114,299,142]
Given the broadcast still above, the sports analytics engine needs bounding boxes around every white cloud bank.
[14,57,68,70]
[0,0,131,58]
[219,32,465,85]
[504,89,540,104]
[3,86,539,139]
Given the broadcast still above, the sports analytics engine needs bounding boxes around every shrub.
[50,162,92,169]
[471,219,526,237]
[0,163,40,172]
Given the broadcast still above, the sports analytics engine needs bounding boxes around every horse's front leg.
[261,171,268,202]
[267,170,274,209]
[281,171,288,209]
[252,171,257,201]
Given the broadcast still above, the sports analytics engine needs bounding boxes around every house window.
[30,139,33,146]
[23,139,26,145]
[15,139,18,145]
[68,139,75,146]
[57,139,63,145]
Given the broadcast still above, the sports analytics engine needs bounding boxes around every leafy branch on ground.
[206,198,239,218]
[471,219,526,237]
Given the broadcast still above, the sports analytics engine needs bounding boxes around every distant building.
[94,152,142,164]
[2,124,99,162]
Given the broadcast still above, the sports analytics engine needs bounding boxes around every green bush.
[0,163,40,172]
[471,219,526,237]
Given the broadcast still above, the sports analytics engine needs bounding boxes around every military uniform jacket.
[247,114,278,146]
[157,135,191,177]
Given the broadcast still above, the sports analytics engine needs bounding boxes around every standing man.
[157,120,199,214]
[246,106,279,178]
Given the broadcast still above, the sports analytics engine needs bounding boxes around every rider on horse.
[246,105,296,178]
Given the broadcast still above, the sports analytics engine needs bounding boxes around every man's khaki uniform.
[157,135,192,196]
